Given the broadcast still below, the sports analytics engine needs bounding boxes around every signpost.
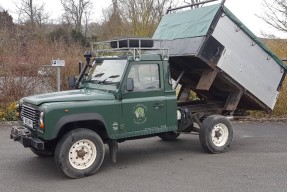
[51,59,65,91]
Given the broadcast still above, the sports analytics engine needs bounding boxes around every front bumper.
[10,126,44,150]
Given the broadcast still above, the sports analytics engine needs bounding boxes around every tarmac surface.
[0,121,286,192]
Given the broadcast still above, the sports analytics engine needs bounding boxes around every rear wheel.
[159,132,180,141]
[55,128,105,178]
[199,115,233,153]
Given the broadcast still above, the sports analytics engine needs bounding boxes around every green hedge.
[0,102,17,122]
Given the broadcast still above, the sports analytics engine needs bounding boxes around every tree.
[97,0,131,40]
[116,0,173,37]
[0,10,14,29]
[184,0,203,9]
[60,0,93,32]
[15,0,49,28]
[259,0,287,33]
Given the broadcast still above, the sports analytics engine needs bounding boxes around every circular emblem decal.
[133,104,148,125]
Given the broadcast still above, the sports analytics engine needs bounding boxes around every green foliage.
[71,30,88,47]
[0,10,14,28]
[0,102,17,122]
[189,91,199,100]
[48,28,89,46]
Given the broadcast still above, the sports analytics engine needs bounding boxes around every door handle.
[153,103,164,109]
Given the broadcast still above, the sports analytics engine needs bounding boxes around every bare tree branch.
[60,0,93,32]
[15,0,50,28]
[117,0,173,37]
[259,0,287,33]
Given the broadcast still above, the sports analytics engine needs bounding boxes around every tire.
[199,115,233,153]
[30,147,54,157]
[54,128,105,178]
[159,132,180,141]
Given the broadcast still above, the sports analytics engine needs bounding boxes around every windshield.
[83,59,127,91]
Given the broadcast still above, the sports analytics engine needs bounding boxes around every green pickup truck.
[10,1,286,178]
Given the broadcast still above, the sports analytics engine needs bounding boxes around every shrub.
[0,102,17,122]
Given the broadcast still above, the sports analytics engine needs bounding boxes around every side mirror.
[68,76,76,89]
[126,78,134,91]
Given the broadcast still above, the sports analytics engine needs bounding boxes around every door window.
[128,64,160,90]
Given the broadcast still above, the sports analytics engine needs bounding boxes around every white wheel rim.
[69,139,97,170]
[211,123,229,147]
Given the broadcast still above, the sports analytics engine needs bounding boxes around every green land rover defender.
[10,1,286,178]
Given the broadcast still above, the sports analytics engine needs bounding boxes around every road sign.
[51,59,65,91]
[51,60,65,67]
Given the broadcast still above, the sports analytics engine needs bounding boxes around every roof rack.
[91,38,169,61]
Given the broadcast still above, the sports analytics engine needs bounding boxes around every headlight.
[16,103,20,118]
[39,112,45,129]
[16,103,20,110]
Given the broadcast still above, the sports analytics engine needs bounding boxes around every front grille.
[21,104,40,129]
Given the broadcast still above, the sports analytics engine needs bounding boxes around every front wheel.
[199,115,233,153]
[55,128,105,178]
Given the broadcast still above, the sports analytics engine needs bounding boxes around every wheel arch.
[53,113,110,142]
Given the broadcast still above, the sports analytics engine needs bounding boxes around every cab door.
[121,62,167,136]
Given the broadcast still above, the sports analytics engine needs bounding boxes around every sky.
[0,0,286,38]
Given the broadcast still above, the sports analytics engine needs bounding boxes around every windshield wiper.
[87,73,105,83]
[93,73,105,78]
[98,75,120,85]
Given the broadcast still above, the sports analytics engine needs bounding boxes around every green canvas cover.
[153,4,221,39]
[153,3,287,70]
